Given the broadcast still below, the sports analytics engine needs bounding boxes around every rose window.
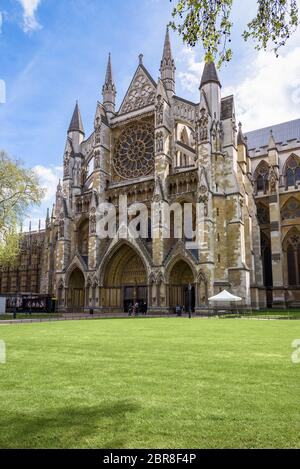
[113,123,154,179]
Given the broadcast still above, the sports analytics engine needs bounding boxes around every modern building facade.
[1,30,299,311]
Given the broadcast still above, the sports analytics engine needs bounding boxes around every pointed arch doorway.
[67,268,85,311]
[169,259,195,312]
[102,244,148,313]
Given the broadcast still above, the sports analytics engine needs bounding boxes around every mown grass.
[0,318,300,449]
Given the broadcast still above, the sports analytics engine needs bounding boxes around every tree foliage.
[0,151,45,265]
[169,0,299,67]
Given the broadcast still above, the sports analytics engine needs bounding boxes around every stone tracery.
[120,71,156,114]
[113,122,154,179]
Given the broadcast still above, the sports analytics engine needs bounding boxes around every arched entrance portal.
[67,268,85,311]
[102,245,148,312]
[169,260,195,312]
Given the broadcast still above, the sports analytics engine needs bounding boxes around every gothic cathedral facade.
[1,29,300,312]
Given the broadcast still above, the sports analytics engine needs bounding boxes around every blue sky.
[1,0,300,228]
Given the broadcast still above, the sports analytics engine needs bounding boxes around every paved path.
[1,313,297,325]
[0,313,186,325]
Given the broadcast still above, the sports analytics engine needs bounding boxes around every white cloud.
[175,24,300,132]
[177,46,204,93]
[17,0,42,32]
[0,12,3,34]
[223,44,300,131]
[22,165,62,231]
[34,165,63,202]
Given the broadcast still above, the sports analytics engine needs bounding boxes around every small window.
[287,169,295,187]
[257,175,264,192]
[285,155,300,188]
[287,245,297,285]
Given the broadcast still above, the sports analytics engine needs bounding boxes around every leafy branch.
[169,0,299,67]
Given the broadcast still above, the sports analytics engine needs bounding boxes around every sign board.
[0,297,6,314]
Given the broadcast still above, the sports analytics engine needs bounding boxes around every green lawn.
[0,318,300,449]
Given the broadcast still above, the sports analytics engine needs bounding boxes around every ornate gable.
[119,64,157,115]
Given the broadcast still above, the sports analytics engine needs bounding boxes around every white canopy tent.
[208,290,242,303]
[208,290,242,316]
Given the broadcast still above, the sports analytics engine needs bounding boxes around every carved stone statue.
[155,95,164,125]
[94,151,100,170]
[156,131,164,153]
[269,167,278,194]
[64,151,70,177]
[198,186,209,217]
[196,108,209,142]
[90,208,97,235]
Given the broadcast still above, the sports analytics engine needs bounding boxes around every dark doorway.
[184,285,195,313]
[124,286,134,313]
[68,268,85,311]
[123,286,148,313]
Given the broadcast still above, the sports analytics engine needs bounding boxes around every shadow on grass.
[0,400,141,449]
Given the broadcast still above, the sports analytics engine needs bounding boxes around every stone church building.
[1,29,300,312]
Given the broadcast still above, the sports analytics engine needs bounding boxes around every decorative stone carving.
[173,99,196,126]
[289,233,300,246]
[257,204,270,225]
[64,151,70,177]
[90,207,97,234]
[81,166,88,187]
[156,131,164,153]
[94,151,100,170]
[281,198,300,221]
[94,113,102,146]
[120,70,156,114]
[155,95,164,125]
[59,213,65,238]
[94,116,101,132]
[269,167,278,194]
[196,108,209,142]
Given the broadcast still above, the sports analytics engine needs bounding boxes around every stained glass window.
[285,231,300,286]
[285,155,300,188]
[254,162,269,194]
[281,198,300,220]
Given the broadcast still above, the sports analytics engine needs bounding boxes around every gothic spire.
[162,26,172,62]
[46,208,50,227]
[105,53,113,84]
[200,61,221,89]
[68,101,84,135]
[268,130,277,150]
[237,122,247,146]
[199,61,221,121]
[102,53,116,115]
[160,27,176,97]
